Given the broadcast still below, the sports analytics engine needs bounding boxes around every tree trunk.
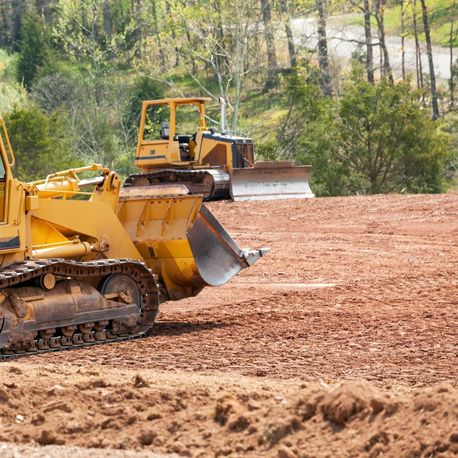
[374,0,393,82]
[280,0,297,68]
[0,2,11,49]
[315,0,332,95]
[184,28,198,75]
[401,0,406,80]
[103,0,113,37]
[35,0,53,25]
[420,0,440,119]
[136,0,143,56]
[165,0,180,66]
[449,0,456,106]
[214,0,228,76]
[412,0,424,89]
[12,0,26,52]
[261,0,278,90]
[231,18,249,131]
[378,24,383,76]
[151,0,166,72]
[363,0,374,83]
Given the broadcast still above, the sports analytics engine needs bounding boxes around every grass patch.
[344,0,458,47]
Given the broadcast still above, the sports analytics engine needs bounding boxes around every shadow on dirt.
[150,320,230,336]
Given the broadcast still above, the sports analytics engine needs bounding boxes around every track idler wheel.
[100,274,143,335]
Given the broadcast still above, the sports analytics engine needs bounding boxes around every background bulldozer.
[0,119,266,355]
[126,97,314,201]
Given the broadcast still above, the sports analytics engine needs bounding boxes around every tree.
[142,0,262,131]
[278,67,450,196]
[373,0,393,82]
[17,12,50,90]
[124,76,165,141]
[12,0,27,52]
[363,0,374,83]
[279,0,297,68]
[400,0,406,80]
[419,0,439,119]
[53,0,136,105]
[412,0,424,89]
[35,0,54,25]
[260,0,278,89]
[337,78,449,193]
[5,106,80,182]
[134,0,144,56]
[315,0,332,95]
[449,0,457,105]
[277,67,342,195]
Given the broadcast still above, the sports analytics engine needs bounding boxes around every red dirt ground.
[0,193,457,456]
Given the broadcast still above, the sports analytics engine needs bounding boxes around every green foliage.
[0,0,453,197]
[257,141,280,161]
[125,76,165,140]
[17,13,50,90]
[30,70,163,177]
[0,50,28,114]
[53,0,136,73]
[338,78,450,194]
[279,68,451,196]
[31,71,79,113]
[278,66,346,196]
[439,110,458,155]
[5,106,81,181]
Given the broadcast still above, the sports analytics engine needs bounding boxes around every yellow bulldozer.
[126,97,314,201]
[0,119,266,355]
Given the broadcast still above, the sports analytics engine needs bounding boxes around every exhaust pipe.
[219,97,226,134]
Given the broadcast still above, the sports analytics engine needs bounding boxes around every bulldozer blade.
[188,205,268,287]
[230,161,314,201]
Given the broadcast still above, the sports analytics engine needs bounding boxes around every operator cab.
[136,97,210,168]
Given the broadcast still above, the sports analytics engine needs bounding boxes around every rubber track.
[0,258,159,360]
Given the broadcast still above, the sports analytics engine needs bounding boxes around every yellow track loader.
[126,97,314,201]
[0,119,267,355]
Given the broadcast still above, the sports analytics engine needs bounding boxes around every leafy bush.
[17,13,51,90]
[278,69,452,196]
[125,76,165,140]
[5,106,80,181]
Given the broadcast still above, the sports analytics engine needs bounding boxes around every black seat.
[160,122,170,139]
[177,135,192,144]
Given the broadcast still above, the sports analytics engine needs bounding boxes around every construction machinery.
[0,119,266,355]
[126,97,314,201]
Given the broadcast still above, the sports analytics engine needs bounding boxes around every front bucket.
[188,205,268,287]
[230,161,314,201]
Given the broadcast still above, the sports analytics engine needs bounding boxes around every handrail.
[0,117,15,167]
[29,164,105,187]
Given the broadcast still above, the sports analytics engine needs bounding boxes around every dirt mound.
[320,380,388,425]
[0,364,456,457]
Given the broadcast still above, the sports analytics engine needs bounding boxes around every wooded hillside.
[0,0,457,195]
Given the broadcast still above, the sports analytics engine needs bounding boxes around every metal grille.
[235,141,254,168]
